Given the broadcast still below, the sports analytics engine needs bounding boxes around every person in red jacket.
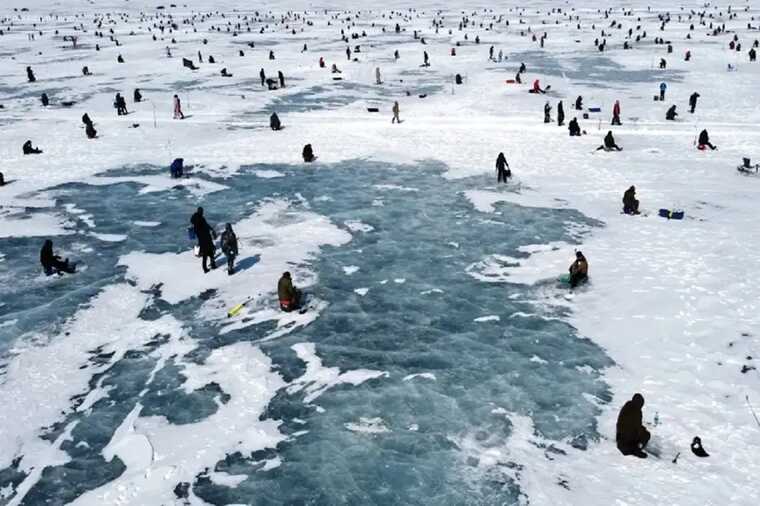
[611,100,622,125]
[531,79,545,94]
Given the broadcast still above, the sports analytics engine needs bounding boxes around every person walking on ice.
[392,101,400,123]
[496,152,511,183]
[173,94,185,119]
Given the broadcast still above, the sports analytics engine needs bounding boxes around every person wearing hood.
[665,104,678,121]
[597,130,622,151]
[134,88,143,103]
[575,95,583,110]
[190,207,217,273]
[40,239,75,275]
[270,112,282,130]
[623,186,640,214]
[698,129,716,150]
[23,140,42,155]
[568,117,581,136]
[616,393,651,458]
[220,223,238,275]
[496,152,511,183]
[278,271,301,311]
[568,251,588,288]
[302,144,315,162]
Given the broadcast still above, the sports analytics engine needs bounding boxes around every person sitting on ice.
[698,129,716,150]
[597,131,622,151]
[530,78,545,94]
[270,112,282,130]
[302,144,316,162]
[40,239,76,276]
[133,88,143,103]
[575,95,583,110]
[665,105,678,121]
[568,251,588,288]
[266,78,278,90]
[623,186,640,215]
[331,63,342,73]
[220,67,232,77]
[22,140,42,155]
[278,271,302,312]
[568,117,581,136]
[41,93,49,107]
[616,393,651,458]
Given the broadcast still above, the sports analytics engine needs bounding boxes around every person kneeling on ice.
[623,185,640,214]
[568,251,588,288]
[278,271,302,312]
[597,131,622,151]
[220,223,238,275]
[698,129,717,150]
[665,105,678,121]
[530,79,546,94]
[190,207,217,273]
[568,117,581,136]
[616,393,651,458]
[23,140,42,155]
[40,239,76,276]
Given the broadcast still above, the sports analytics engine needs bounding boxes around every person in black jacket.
[23,140,42,155]
[597,131,622,151]
[496,152,511,183]
[302,144,315,162]
[575,95,583,110]
[665,105,677,121]
[190,207,217,273]
[568,117,581,136]
[623,186,640,214]
[544,102,551,123]
[220,223,238,275]
[270,112,282,130]
[698,129,716,150]
[557,100,565,126]
[616,393,651,458]
[40,239,76,275]
[688,92,699,113]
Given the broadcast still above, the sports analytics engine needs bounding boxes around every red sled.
[697,144,706,151]
[505,79,516,84]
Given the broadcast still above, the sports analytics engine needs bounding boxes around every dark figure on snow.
[519,62,526,74]
[659,58,667,69]
[557,100,565,126]
[278,271,302,312]
[623,186,640,214]
[220,223,238,275]
[278,70,285,87]
[40,239,76,276]
[0,172,5,186]
[423,51,429,66]
[575,95,583,110]
[23,140,42,155]
[568,117,581,137]
[259,68,266,86]
[41,93,49,107]
[114,93,128,115]
[82,113,97,139]
[134,88,143,103]
[27,66,36,82]
[82,66,91,76]
[266,78,278,90]
[612,100,622,125]
[270,112,282,130]
[117,54,124,63]
[691,437,709,458]
[689,92,699,113]
[496,152,511,183]
[221,68,232,77]
[302,144,315,162]
[698,129,716,150]
[543,102,551,123]
[597,131,622,151]
[568,251,588,288]
[190,207,217,273]
[659,82,667,101]
[665,105,677,121]
[269,50,275,60]
[616,393,651,458]
[750,48,757,62]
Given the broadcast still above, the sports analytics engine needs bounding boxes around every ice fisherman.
[597,131,622,151]
[278,271,302,312]
[623,186,640,214]
[392,101,401,124]
[698,129,716,150]
[22,140,42,155]
[568,251,588,288]
[40,239,76,276]
[616,393,651,458]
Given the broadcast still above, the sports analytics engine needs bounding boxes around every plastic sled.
[658,209,684,220]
